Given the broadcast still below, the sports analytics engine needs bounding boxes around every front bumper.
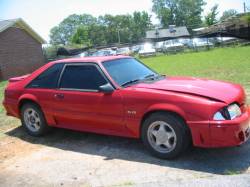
[209,107,250,147]
[188,107,250,148]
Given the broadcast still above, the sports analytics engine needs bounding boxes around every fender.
[17,94,40,116]
[18,94,57,126]
[18,93,39,105]
[125,103,187,138]
[145,103,187,120]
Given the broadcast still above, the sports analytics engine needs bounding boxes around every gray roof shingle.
[146,26,190,39]
[0,18,46,43]
[0,19,16,32]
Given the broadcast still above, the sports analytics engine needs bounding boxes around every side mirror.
[99,83,114,94]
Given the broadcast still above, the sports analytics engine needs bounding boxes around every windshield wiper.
[121,74,164,87]
[121,79,141,87]
[144,74,165,80]
[144,74,156,80]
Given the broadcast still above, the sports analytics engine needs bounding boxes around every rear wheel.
[141,112,190,159]
[21,103,50,136]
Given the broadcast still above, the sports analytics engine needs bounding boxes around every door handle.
[54,93,64,99]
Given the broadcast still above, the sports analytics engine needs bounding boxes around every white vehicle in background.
[155,41,164,52]
[179,38,192,47]
[91,49,116,56]
[191,38,214,49]
[138,43,156,57]
[210,37,238,46]
[72,51,90,58]
[162,39,185,53]
[116,47,132,55]
[130,45,141,53]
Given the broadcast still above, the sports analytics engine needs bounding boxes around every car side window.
[27,64,64,89]
[59,64,107,91]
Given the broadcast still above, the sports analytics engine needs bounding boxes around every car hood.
[132,76,244,104]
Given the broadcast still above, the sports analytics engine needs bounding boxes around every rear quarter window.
[27,63,64,89]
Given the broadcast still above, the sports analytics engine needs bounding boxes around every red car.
[3,56,250,159]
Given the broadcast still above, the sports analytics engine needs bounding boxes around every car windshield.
[102,58,159,87]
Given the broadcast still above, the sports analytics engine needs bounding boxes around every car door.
[52,63,125,134]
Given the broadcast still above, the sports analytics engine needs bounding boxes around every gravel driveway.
[0,126,249,187]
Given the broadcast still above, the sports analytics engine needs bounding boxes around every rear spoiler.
[9,74,31,82]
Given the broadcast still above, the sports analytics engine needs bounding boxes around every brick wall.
[0,27,45,80]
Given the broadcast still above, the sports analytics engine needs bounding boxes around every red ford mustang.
[3,56,250,158]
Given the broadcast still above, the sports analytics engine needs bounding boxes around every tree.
[152,0,206,28]
[43,45,59,62]
[220,9,238,21]
[98,14,125,44]
[131,11,152,42]
[99,14,134,44]
[50,12,152,46]
[88,24,107,46]
[242,13,250,38]
[205,4,219,26]
[71,26,92,46]
[242,13,250,25]
[50,14,96,45]
[50,26,66,45]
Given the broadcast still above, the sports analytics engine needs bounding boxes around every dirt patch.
[0,134,42,170]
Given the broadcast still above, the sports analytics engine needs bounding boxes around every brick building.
[0,18,46,80]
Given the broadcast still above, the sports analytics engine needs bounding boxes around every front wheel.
[21,103,50,136]
[141,112,190,159]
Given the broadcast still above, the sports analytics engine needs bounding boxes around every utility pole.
[117,29,120,44]
[244,2,246,13]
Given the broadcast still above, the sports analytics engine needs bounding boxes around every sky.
[0,0,249,42]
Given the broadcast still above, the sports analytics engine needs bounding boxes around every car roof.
[51,55,131,64]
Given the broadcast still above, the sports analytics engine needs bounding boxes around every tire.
[21,103,50,136]
[141,112,191,159]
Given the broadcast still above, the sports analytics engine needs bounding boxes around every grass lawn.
[0,81,19,137]
[141,46,250,102]
[0,46,250,134]
[141,46,250,90]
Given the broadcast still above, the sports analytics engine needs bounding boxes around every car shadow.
[6,126,250,175]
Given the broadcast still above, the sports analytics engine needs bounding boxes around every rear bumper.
[188,107,250,148]
[2,99,20,118]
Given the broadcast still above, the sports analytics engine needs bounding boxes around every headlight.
[213,103,241,121]
[227,103,242,119]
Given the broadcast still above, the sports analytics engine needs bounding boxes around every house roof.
[146,26,190,39]
[192,13,250,40]
[0,18,46,44]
